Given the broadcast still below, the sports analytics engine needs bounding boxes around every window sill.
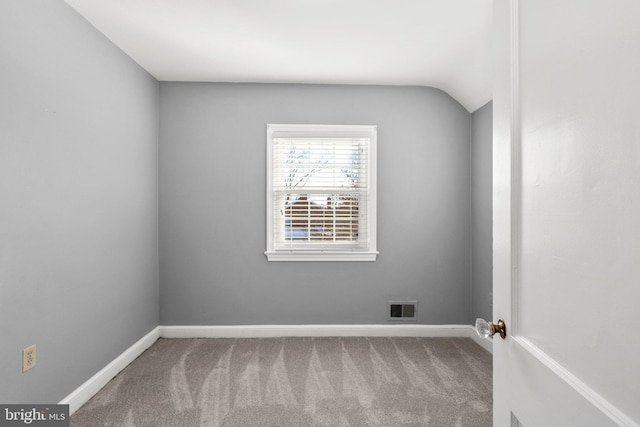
[264,251,379,262]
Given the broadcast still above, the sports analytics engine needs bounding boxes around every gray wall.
[159,83,471,325]
[470,102,493,321]
[0,1,159,403]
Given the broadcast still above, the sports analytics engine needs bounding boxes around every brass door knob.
[475,318,507,339]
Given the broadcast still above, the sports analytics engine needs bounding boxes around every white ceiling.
[64,0,492,112]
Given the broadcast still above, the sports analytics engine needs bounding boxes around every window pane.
[280,193,360,243]
[273,138,368,193]
[272,137,368,248]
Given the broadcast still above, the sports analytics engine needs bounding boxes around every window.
[266,124,378,261]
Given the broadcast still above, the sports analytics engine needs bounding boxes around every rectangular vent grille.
[388,301,417,320]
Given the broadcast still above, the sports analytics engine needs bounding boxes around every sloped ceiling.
[65,0,492,112]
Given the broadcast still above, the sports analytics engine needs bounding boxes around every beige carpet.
[71,337,492,427]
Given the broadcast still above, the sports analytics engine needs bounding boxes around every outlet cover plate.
[23,344,36,372]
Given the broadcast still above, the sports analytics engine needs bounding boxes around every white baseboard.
[469,328,494,353]
[59,327,160,415]
[60,323,490,415]
[159,324,476,339]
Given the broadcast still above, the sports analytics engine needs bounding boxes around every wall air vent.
[388,301,418,321]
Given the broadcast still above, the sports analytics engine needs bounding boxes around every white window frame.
[265,124,378,261]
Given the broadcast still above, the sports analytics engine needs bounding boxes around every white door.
[491,0,640,426]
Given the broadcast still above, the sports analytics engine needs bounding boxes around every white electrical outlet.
[23,344,36,372]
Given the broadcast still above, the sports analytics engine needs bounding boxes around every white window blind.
[266,124,377,261]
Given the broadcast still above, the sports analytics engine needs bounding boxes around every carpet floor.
[71,337,492,427]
